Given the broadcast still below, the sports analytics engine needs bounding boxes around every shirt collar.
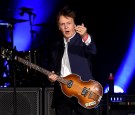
[63,32,76,44]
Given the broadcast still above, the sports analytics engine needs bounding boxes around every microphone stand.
[8,23,17,115]
[12,47,17,115]
[20,8,37,85]
[19,7,36,50]
[28,12,35,50]
[27,11,37,77]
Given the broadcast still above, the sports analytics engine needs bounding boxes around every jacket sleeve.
[83,35,97,55]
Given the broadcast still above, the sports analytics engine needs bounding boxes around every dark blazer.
[49,33,97,80]
[49,33,97,107]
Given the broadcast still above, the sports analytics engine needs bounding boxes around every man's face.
[58,15,76,39]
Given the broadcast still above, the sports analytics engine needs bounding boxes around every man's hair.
[56,5,76,24]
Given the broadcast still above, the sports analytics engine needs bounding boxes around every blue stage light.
[12,0,59,51]
[115,26,135,93]
[104,85,124,94]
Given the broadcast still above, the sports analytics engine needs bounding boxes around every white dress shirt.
[60,33,91,77]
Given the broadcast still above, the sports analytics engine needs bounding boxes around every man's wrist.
[82,33,88,41]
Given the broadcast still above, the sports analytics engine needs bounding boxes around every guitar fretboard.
[17,56,68,84]
[17,56,51,76]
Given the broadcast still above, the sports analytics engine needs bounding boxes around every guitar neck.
[17,56,51,76]
[1,47,67,84]
[16,56,67,84]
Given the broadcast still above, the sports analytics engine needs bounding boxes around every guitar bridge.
[81,87,90,97]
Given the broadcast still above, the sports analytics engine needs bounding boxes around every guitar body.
[59,74,103,109]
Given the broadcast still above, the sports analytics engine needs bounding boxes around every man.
[48,5,97,115]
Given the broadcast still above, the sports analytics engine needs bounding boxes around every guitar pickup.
[67,80,73,88]
[81,87,89,97]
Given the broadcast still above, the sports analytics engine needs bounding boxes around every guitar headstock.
[1,47,13,60]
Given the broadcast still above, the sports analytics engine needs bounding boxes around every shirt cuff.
[82,34,91,46]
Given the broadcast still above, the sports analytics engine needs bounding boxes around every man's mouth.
[65,31,70,34]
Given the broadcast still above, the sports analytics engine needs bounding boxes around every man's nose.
[64,24,68,28]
